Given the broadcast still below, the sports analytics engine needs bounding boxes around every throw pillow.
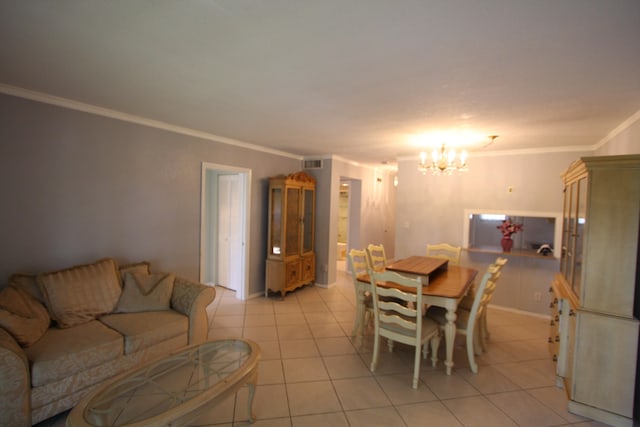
[37,258,122,328]
[9,273,47,305]
[118,261,151,284]
[0,286,50,347]
[115,272,175,313]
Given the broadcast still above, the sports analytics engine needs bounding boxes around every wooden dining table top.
[419,265,478,298]
[358,264,478,299]
[386,255,448,276]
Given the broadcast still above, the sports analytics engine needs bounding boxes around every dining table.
[360,256,478,375]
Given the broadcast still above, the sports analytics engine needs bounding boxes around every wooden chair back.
[366,243,387,272]
[370,269,423,341]
[348,248,370,281]
[348,248,374,343]
[369,269,440,388]
[426,243,462,265]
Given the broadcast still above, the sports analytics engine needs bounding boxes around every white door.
[216,174,243,292]
[200,163,251,300]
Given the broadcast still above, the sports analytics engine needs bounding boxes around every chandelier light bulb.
[418,143,470,176]
[447,148,456,164]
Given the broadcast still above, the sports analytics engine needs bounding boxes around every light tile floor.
[38,269,611,427]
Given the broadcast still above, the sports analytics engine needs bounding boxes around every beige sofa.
[0,258,216,427]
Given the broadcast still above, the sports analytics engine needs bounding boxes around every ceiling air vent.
[302,159,323,169]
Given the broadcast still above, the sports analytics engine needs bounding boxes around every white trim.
[0,83,301,160]
[470,145,593,157]
[567,399,633,427]
[200,162,252,300]
[246,290,268,300]
[488,303,550,320]
[593,108,640,151]
[463,208,562,259]
[313,283,334,289]
[4,83,637,162]
[398,144,592,161]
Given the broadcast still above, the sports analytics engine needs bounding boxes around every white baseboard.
[488,303,551,320]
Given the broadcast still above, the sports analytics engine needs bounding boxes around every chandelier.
[418,144,468,175]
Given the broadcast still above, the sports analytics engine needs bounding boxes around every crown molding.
[593,109,640,151]
[3,83,635,164]
[0,84,302,161]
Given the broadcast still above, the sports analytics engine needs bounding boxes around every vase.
[501,236,513,253]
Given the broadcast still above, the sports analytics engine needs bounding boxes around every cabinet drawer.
[301,255,315,282]
[285,261,301,287]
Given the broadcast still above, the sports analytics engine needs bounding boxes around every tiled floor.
[38,268,610,427]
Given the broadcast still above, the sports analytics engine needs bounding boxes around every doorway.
[337,181,349,272]
[337,178,362,274]
[200,163,251,300]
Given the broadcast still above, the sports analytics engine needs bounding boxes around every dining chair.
[366,243,387,272]
[459,257,507,311]
[348,248,375,344]
[478,257,507,347]
[425,263,500,373]
[426,243,462,265]
[369,269,441,389]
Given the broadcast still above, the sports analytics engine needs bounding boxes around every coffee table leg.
[247,368,258,423]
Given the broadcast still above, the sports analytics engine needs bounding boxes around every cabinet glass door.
[561,184,573,278]
[301,188,315,254]
[567,181,578,290]
[269,188,282,256]
[573,177,587,297]
[285,187,300,257]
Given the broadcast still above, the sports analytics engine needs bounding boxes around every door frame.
[200,162,252,300]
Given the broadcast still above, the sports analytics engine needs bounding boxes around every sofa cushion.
[99,311,188,354]
[118,261,151,283]
[37,258,122,328]
[115,272,175,313]
[0,286,50,347]
[9,273,47,305]
[25,320,124,387]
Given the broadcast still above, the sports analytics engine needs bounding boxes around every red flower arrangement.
[497,218,523,238]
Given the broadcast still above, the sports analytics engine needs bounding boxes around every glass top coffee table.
[67,338,261,426]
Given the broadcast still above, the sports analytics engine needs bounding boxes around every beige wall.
[0,94,302,296]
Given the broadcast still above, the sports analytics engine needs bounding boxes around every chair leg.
[466,331,478,373]
[430,333,441,367]
[412,345,421,389]
[370,331,380,372]
[477,316,486,352]
[352,302,366,338]
[473,326,483,356]
[480,312,490,352]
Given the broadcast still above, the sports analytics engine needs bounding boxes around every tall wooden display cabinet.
[265,171,316,298]
[550,154,640,427]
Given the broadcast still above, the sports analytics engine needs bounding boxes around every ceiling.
[1,1,639,166]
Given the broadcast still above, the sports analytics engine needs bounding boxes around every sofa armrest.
[0,328,31,427]
[171,277,216,345]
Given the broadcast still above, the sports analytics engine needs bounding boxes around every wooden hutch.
[265,171,316,298]
[549,154,640,427]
